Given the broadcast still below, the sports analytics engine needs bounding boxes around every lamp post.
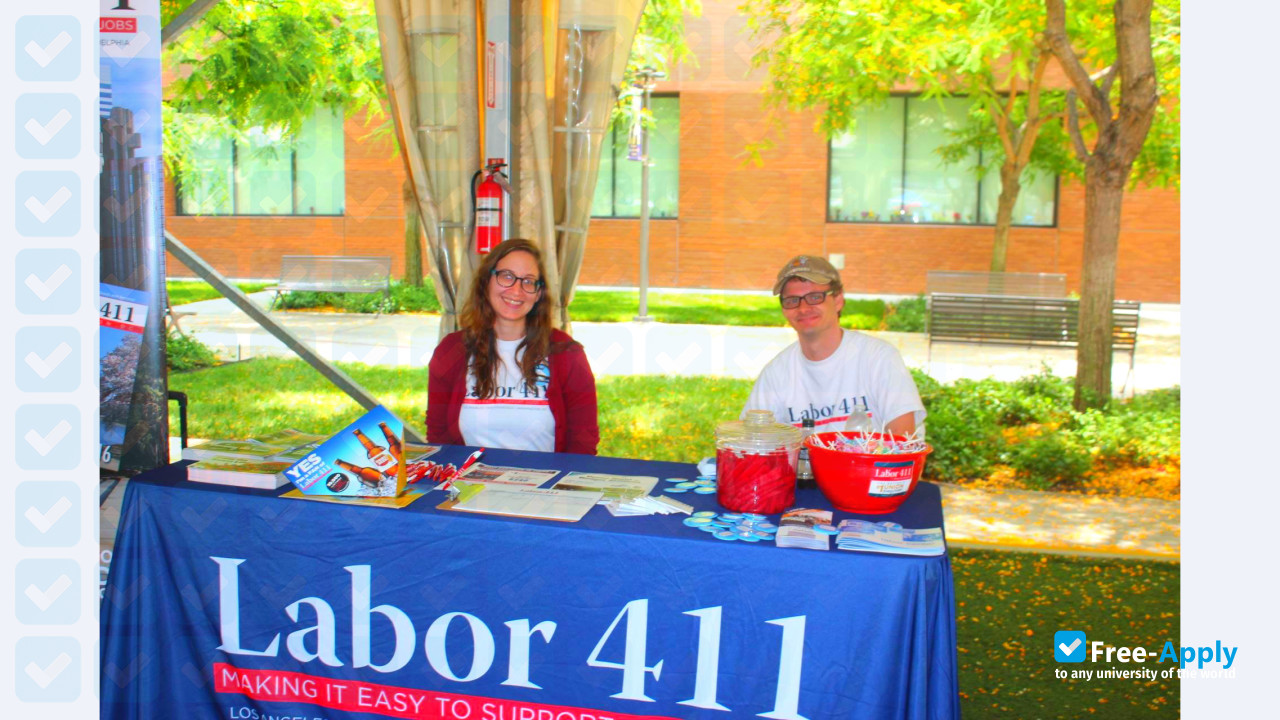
[633,65,665,322]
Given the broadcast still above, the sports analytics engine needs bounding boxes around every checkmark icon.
[25,342,72,378]
[25,419,72,456]
[25,652,72,689]
[25,264,73,301]
[25,496,72,533]
[1054,630,1087,662]
[25,574,72,611]
[24,31,72,67]
[25,187,73,223]
[25,109,72,145]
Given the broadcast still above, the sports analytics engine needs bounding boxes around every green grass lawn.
[168,358,1179,718]
[167,279,273,306]
[952,549,1178,718]
[167,357,743,461]
[571,290,888,331]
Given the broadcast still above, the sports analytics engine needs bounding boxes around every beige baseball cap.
[772,255,841,295]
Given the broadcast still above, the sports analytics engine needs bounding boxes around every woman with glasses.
[426,238,599,453]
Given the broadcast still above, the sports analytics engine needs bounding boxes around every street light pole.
[634,66,665,323]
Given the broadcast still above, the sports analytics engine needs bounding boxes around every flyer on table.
[283,406,407,497]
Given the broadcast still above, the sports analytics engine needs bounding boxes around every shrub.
[1001,432,1094,490]
[917,377,1007,482]
[840,298,887,331]
[166,331,218,371]
[884,295,927,332]
[274,280,443,314]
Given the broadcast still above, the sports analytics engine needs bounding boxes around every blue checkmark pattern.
[12,5,98,713]
[1054,630,1087,663]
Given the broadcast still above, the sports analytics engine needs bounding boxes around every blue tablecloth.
[102,446,959,719]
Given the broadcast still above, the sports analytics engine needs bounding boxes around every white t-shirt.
[744,330,926,431]
[457,338,556,451]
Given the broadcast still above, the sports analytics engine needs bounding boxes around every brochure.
[281,406,408,497]
[454,463,559,487]
[775,508,833,550]
[551,472,658,502]
[836,520,945,557]
[438,482,602,522]
[405,442,442,462]
[187,456,292,490]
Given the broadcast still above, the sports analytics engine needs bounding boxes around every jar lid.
[716,410,802,452]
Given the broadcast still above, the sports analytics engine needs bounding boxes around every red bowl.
[805,432,932,514]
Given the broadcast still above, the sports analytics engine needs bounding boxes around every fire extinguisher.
[472,158,509,254]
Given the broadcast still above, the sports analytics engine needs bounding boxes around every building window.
[592,95,679,218]
[176,107,345,216]
[828,96,1056,226]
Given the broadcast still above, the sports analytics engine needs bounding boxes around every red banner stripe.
[787,415,849,428]
[100,318,145,333]
[213,663,679,720]
[462,398,550,407]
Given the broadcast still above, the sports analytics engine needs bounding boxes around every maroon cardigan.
[426,329,600,454]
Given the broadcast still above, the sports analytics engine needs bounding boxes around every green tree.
[163,1,699,289]
[743,0,1178,277]
[745,0,1072,271]
[161,0,395,269]
[1045,0,1179,409]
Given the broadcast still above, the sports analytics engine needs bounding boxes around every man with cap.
[743,255,925,434]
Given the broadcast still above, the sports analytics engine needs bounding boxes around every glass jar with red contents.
[714,410,802,513]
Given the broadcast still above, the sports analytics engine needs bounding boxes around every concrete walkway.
[160,294,1181,561]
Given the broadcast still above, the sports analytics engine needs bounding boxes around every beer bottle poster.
[281,406,408,497]
[100,0,168,472]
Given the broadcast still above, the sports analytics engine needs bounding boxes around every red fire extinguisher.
[472,158,509,254]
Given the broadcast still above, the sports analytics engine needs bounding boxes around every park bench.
[927,293,1142,390]
[267,255,392,312]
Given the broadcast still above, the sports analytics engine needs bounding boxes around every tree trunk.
[989,162,1023,274]
[402,178,424,287]
[1073,160,1127,410]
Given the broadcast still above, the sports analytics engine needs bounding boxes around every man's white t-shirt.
[744,330,926,430]
[457,338,556,451]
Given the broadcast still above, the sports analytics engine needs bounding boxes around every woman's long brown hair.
[459,238,553,399]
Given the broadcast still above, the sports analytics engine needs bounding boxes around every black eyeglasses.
[779,290,835,309]
[491,268,543,293]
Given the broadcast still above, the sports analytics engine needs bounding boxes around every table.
[101,446,959,719]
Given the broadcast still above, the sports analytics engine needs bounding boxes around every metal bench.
[927,293,1141,390]
[267,255,392,312]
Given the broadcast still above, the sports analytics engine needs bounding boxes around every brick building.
[165,1,1180,302]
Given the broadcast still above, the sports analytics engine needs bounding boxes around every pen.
[459,448,485,474]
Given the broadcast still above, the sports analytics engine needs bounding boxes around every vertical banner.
[98,0,166,472]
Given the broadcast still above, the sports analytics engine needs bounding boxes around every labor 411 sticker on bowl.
[868,459,916,497]
[282,405,407,497]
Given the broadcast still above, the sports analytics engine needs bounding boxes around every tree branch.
[984,91,1016,161]
[1013,49,1052,168]
[1065,90,1091,163]
[1043,0,1110,127]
